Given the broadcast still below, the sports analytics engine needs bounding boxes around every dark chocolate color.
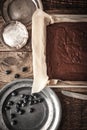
[5,70,11,75]
[22,67,28,72]
[46,22,87,81]
[14,74,20,78]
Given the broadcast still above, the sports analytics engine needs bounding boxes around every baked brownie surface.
[46,22,87,81]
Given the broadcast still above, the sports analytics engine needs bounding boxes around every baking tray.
[0,79,61,130]
[46,11,87,85]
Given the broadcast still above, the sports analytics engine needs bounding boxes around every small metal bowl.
[1,21,29,49]
[1,0,43,25]
[0,79,62,130]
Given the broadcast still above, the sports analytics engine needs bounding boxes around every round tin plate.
[0,79,61,130]
[2,21,29,49]
[2,0,43,24]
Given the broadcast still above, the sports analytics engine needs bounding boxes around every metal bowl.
[1,0,43,25]
[0,79,61,130]
[2,21,29,49]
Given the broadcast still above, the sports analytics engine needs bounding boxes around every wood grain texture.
[0,52,33,83]
[42,0,87,14]
[54,89,87,130]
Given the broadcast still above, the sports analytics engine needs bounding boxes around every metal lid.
[2,21,29,49]
[0,79,61,130]
[2,0,43,24]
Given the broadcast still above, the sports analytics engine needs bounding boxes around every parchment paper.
[32,9,87,93]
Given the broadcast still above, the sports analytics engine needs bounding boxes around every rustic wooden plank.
[46,9,87,14]
[42,0,87,14]
[54,89,87,130]
[0,52,33,83]
[0,16,32,52]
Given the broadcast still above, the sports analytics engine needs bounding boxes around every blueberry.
[16,103,21,109]
[15,107,20,113]
[33,100,38,104]
[11,113,16,119]
[29,100,33,105]
[21,103,26,107]
[18,110,25,115]
[5,70,11,75]
[20,94,25,98]
[38,98,43,103]
[23,99,28,104]
[8,101,14,106]
[33,93,39,99]
[18,100,23,105]
[33,95,38,99]
[14,74,20,78]
[5,106,10,110]
[11,120,17,126]
[28,95,33,101]
[24,95,29,99]
[29,108,34,113]
[11,91,17,96]
[22,67,28,72]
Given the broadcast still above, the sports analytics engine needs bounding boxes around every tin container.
[1,21,29,49]
[1,0,43,25]
[0,79,61,130]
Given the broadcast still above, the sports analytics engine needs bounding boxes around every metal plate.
[0,79,61,130]
[2,21,29,49]
[2,0,43,24]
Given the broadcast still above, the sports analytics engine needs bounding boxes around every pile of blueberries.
[4,91,43,126]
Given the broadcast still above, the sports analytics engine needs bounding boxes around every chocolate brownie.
[46,22,87,81]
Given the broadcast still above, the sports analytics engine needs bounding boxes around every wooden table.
[0,1,87,130]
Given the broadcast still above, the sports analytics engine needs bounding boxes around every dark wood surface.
[42,0,87,14]
[54,88,87,130]
[0,0,87,130]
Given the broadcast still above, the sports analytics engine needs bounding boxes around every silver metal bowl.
[1,0,43,24]
[2,21,29,49]
[0,79,61,130]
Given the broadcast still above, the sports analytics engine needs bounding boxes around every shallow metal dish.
[1,0,43,24]
[0,79,61,130]
[1,21,29,49]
